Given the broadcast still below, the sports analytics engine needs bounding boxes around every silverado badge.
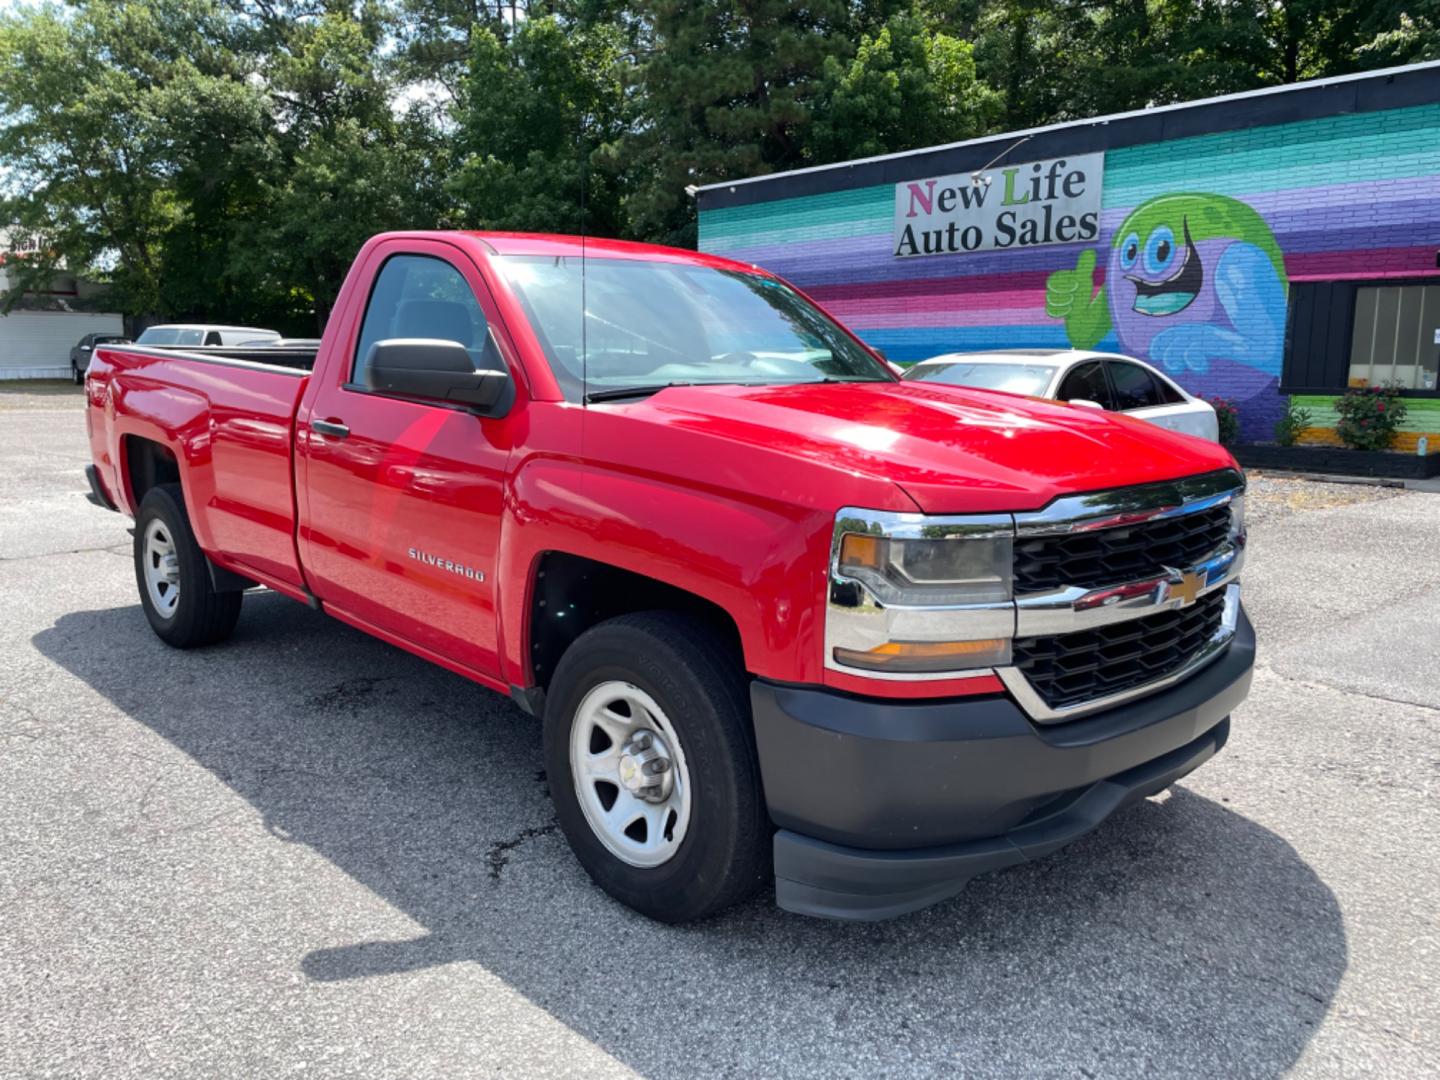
[408,546,485,583]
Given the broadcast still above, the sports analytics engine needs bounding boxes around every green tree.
[448,16,625,236]
[805,11,1001,163]
[966,0,1433,129]
[232,6,450,329]
[0,0,271,316]
[1357,6,1440,64]
[613,0,906,246]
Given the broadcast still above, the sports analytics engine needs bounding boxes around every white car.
[902,348,1220,442]
[135,324,282,347]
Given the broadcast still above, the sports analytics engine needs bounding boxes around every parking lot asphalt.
[2,382,1438,1078]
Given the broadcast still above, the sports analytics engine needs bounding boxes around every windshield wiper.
[585,377,889,403]
[584,382,699,403]
[790,376,892,385]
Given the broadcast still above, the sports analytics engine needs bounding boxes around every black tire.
[543,611,770,922]
[133,484,243,648]
[72,362,84,386]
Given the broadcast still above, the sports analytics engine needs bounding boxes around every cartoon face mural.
[1046,193,1289,439]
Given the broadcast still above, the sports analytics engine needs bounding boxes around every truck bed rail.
[103,343,319,373]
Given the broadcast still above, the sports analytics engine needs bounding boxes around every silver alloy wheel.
[569,680,692,868]
[142,517,181,619]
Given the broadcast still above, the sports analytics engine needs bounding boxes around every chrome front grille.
[1013,504,1232,593]
[998,469,1246,721]
[826,469,1246,721]
[1012,589,1228,710]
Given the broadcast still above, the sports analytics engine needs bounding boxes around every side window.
[1057,361,1114,409]
[352,254,496,384]
[1107,362,1163,411]
[1153,372,1187,404]
[203,330,222,346]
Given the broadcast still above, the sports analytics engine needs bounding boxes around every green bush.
[1334,385,1407,451]
[1206,396,1240,446]
[1273,398,1313,446]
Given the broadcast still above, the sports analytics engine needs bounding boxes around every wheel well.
[527,553,744,689]
[123,437,180,508]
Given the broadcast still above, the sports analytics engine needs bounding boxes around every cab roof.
[370,230,768,274]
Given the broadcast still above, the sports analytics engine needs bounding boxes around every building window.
[1348,284,1440,391]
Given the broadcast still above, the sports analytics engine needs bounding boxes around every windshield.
[496,255,892,402]
[904,361,1058,397]
[137,327,204,346]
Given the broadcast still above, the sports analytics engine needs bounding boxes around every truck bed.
[87,340,314,596]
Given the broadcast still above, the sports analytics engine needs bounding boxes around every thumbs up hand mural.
[1045,249,1111,350]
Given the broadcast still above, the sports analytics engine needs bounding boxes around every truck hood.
[626,381,1238,514]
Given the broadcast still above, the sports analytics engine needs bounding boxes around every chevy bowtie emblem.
[1166,569,1205,607]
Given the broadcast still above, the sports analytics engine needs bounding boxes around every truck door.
[296,239,522,679]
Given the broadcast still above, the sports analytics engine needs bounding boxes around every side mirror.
[1067,398,1106,411]
[363,338,511,414]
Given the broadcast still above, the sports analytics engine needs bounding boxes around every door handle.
[311,419,350,439]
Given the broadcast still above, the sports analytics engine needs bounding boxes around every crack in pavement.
[1255,665,1440,720]
[0,543,132,563]
[485,822,559,881]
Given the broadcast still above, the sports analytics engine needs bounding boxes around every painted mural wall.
[698,102,1440,445]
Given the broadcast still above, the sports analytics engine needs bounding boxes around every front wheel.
[543,612,770,922]
[134,484,243,648]
[71,362,84,386]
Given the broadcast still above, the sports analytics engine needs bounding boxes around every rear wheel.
[543,611,769,922]
[134,484,243,648]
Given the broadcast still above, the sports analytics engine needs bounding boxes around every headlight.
[828,511,1014,677]
[836,531,1012,605]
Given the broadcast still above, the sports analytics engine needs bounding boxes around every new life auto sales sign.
[893,153,1104,258]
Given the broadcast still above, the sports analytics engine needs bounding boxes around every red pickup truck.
[83,231,1253,922]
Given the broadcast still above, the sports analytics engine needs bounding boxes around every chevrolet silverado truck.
[83,231,1253,922]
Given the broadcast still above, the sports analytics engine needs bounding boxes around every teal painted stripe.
[1104,104,1440,205]
[699,185,890,245]
[1104,148,1440,207]
[702,220,887,254]
[1111,101,1439,170]
[701,103,1440,236]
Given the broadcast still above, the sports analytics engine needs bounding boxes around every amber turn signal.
[832,637,1011,674]
[838,532,881,569]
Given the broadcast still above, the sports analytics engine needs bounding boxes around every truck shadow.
[34,592,1346,1078]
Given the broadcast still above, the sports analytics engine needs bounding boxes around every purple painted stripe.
[1285,247,1440,276]
[808,269,1055,302]
[825,286,1049,314]
[1097,198,1440,248]
[718,175,1440,288]
[749,239,1101,286]
[832,304,1052,329]
[734,217,1440,290]
[715,175,1440,273]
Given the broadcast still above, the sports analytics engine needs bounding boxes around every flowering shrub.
[1205,396,1240,446]
[1335,385,1407,451]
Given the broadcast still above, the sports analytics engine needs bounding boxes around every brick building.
[696,61,1440,449]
